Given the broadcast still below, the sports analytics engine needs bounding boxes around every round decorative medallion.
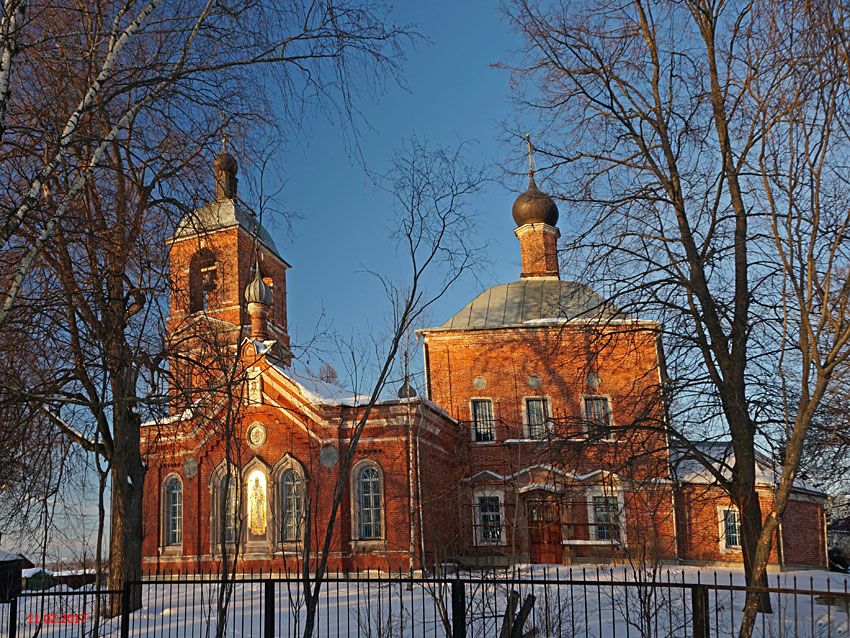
[183,457,198,479]
[527,374,542,388]
[247,422,267,449]
[473,375,487,390]
[319,445,339,468]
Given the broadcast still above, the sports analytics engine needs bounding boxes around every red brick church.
[140,151,827,574]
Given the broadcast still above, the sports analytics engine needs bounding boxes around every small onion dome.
[511,173,559,227]
[397,380,417,399]
[213,151,238,175]
[245,268,272,306]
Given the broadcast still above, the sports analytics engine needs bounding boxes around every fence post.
[120,583,131,638]
[691,584,709,638]
[7,596,16,638]
[264,579,274,638]
[451,578,466,638]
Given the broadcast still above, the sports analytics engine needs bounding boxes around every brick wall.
[141,359,461,575]
[673,484,825,567]
[782,498,827,567]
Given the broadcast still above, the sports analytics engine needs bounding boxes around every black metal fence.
[1,567,848,637]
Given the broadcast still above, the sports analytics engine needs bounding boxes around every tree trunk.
[107,396,145,617]
[737,488,772,615]
[730,421,773,635]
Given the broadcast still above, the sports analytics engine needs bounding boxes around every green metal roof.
[172,199,281,258]
[438,278,622,330]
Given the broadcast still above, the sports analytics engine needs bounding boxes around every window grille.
[526,397,550,439]
[471,399,495,442]
[476,495,503,544]
[592,495,620,541]
[220,474,238,543]
[584,396,612,437]
[723,508,742,548]
[165,477,182,546]
[281,470,304,542]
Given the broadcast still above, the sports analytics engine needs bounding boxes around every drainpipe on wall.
[416,413,426,571]
[823,507,829,568]
[407,395,416,575]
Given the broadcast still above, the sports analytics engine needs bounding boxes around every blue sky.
[258,1,546,380]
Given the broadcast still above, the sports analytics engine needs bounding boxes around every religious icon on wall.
[247,472,267,538]
[246,368,263,405]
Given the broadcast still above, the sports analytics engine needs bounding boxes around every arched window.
[356,464,383,540]
[189,249,217,312]
[163,476,182,546]
[219,473,238,544]
[280,469,304,542]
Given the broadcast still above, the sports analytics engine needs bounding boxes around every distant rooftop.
[669,441,825,497]
[434,278,624,331]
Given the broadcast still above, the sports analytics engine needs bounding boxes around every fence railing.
[1,567,848,637]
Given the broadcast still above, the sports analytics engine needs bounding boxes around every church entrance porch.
[525,495,562,564]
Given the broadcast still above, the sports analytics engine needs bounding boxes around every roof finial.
[221,111,229,153]
[525,133,537,188]
[213,118,238,200]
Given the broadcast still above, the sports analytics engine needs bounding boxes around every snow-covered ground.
[2,566,848,637]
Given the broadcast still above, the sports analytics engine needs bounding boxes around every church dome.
[512,173,559,227]
[438,279,623,330]
[245,269,272,306]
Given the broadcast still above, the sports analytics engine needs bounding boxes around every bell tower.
[167,148,292,358]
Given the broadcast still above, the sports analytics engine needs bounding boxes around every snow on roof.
[141,407,194,428]
[270,363,368,407]
[267,363,456,419]
[0,549,32,565]
[22,567,52,578]
[171,199,284,260]
[669,441,825,496]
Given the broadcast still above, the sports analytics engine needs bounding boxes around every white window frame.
[581,395,614,439]
[585,486,626,545]
[473,488,507,546]
[470,398,496,443]
[161,474,183,549]
[351,461,385,542]
[523,396,553,439]
[718,506,743,552]
[273,454,308,549]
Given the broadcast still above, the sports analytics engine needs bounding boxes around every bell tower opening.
[189,249,218,312]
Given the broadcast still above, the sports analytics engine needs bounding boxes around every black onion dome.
[511,173,559,227]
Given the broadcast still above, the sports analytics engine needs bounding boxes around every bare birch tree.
[0,0,411,613]
[507,0,850,634]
